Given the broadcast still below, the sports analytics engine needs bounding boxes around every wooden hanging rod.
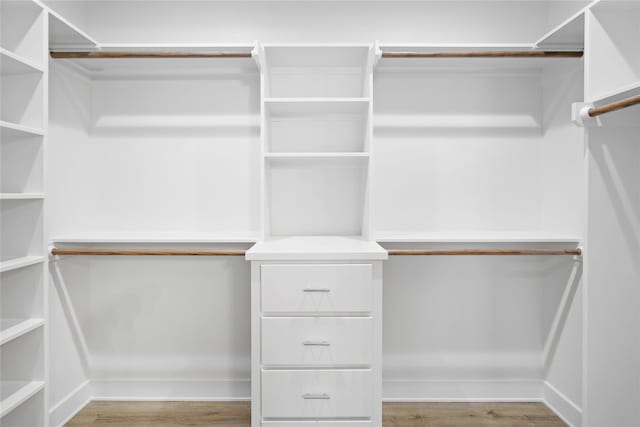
[50,51,253,59]
[51,249,247,256]
[588,95,640,117]
[381,51,583,58]
[388,249,582,256]
[51,248,581,257]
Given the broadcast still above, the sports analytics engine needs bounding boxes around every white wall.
[83,1,549,45]
[585,127,640,427]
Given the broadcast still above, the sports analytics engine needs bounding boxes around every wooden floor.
[66,401,567,426]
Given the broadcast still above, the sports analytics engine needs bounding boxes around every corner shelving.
[586,1,640,101]
[46,6,99,50]
[0,256,45,273]
[0,47,45,75]
[535,1,599,50]
[0,381,45,418]
[0,120,45,138]
[0,319,45,346]
[0,1,47,425]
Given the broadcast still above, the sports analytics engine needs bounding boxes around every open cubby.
[0,200,44,260]
[0,0,44,67]
[0,72,45,130]
[265,46,370,98]
[266,99,369,153]
[0,387,44,427]
[1,264,44,326]
[266,157,369,237]
[0,133,43,194]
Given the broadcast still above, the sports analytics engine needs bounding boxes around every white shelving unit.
[585,0,640,101]
[248,44,385,427]
[0,1,48,425]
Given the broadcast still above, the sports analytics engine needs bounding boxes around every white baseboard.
[49,380,91,427]
[382,379,543,402]
[90,379,251,401]
[543,381,582,427]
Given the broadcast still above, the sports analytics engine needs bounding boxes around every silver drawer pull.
[303,288,331,293]
[302,393,330,400]
[302,340,330,346]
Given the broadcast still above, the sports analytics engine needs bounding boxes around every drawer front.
[262,370,372,419]
[261,264,372,313]
[262,317,373,366]
[263,422,372,427]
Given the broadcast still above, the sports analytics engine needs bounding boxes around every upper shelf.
[48,8,98,50]
[0,48,44,74]
[375,232,582,244]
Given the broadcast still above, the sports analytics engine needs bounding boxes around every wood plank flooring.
[66,401,567,426]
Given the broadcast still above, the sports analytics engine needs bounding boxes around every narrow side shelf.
[0,193,45,200]
[264,152,369,160]
[0,381,45,418]
[0,121,45,138]
[0,256,45,273]
[0,319,45,346]
[47,7,99,50]
[50,233,260,244]
[0,48,44,74]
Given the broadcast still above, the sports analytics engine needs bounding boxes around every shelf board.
[246,236,388,261]
[48,9,99,50]
[592,0,640,12]
[375,232,582,244]
[0,319,44,346]
[0,121,45,139]
[0,193,44,200]
[534,3,595,50]
[0,256,45,273]
[264,152,369,160]
[0,381,45,418]
[265,98,369,116]
[0,48,44,74]
[50,233,259,244]
[588,80,640,104]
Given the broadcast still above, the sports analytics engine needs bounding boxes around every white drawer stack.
[249,262,383,427]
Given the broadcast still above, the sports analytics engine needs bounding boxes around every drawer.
[261,264,372,313]
[262,317,373,366]
[261,369,372,418]
[262,422,372,427]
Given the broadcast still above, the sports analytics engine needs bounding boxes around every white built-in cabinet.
[247,45,386,426]
[0,1,48,425]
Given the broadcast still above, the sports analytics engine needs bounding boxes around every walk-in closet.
[0,1,638,426]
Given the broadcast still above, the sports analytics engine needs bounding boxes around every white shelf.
[0,120,45,139]
[592,0,640,12]
[589,80,640,104]
[0,319,45,346]
[264,152,369,160]
[47,7,99,50]
[0,47,44,74]
[0,381,45,418]
[0,256,45,273]
[534,3,594,50]
[375,232,582,244]
[50,233,260,244]
[0,193,44,200]
[265,98,369,116]
[246,236,388,261]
